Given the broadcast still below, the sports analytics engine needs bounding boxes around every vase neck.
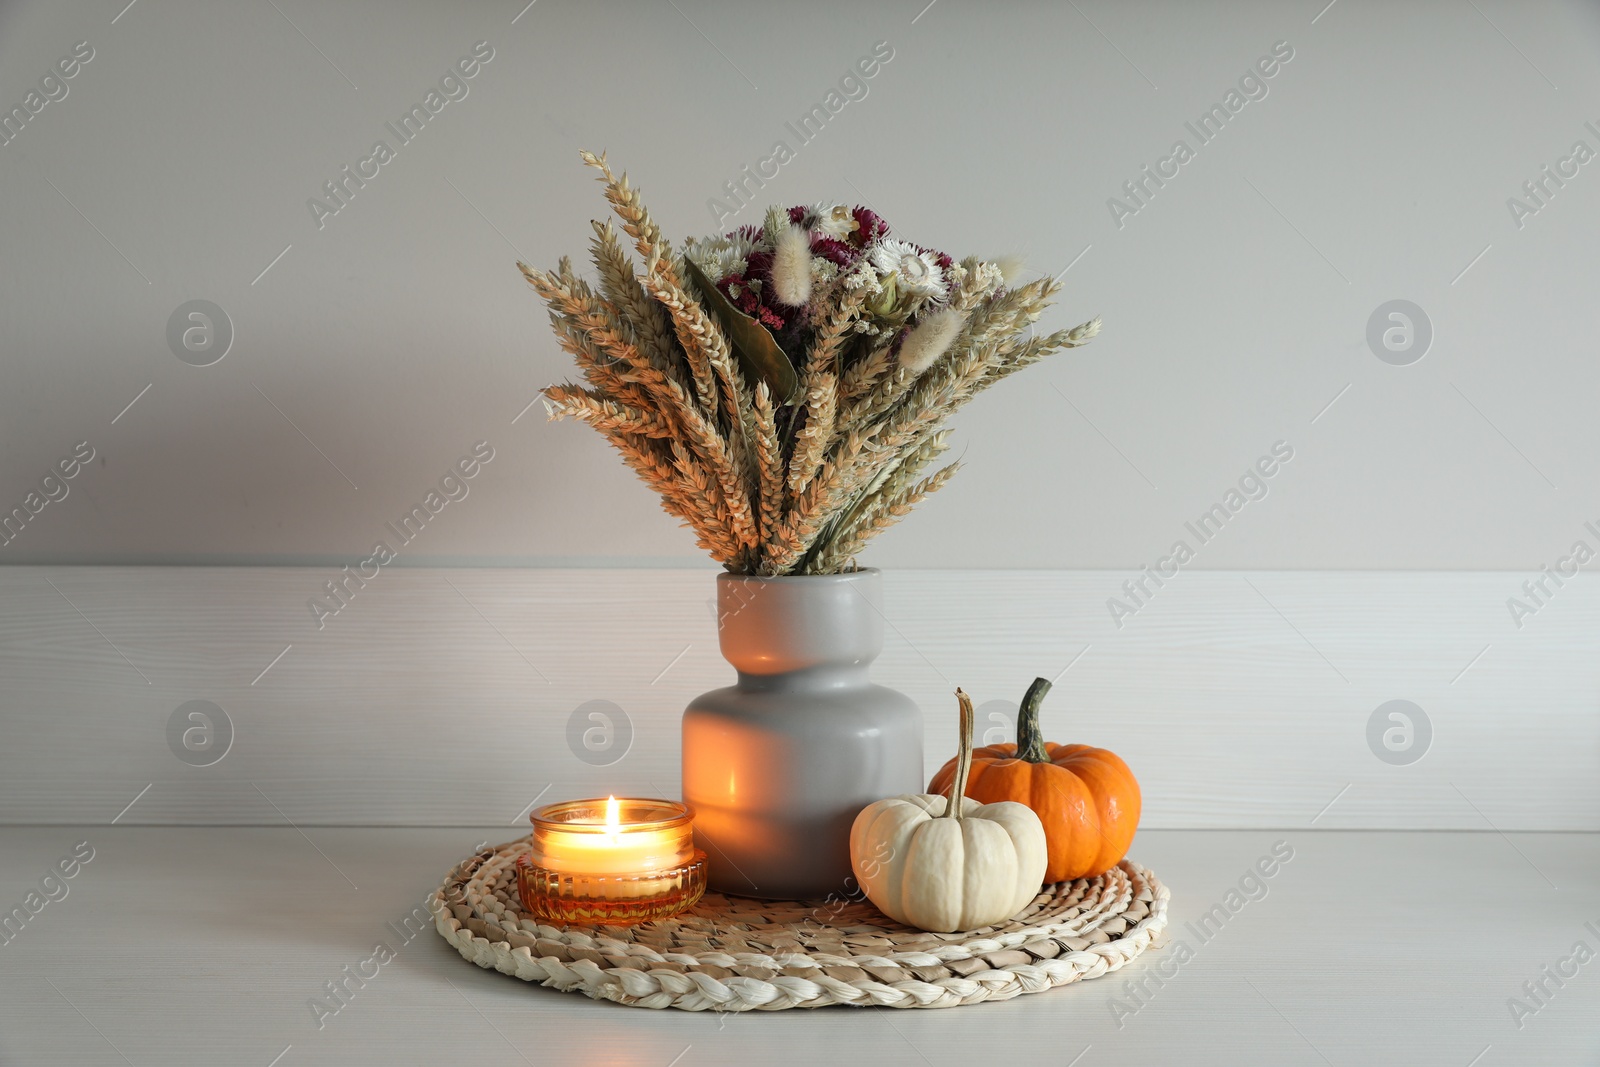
[716,571,886,676]
[735,663,873,691]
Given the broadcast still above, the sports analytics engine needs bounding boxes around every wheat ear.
[787,371,836,496]
[805,460,962,574]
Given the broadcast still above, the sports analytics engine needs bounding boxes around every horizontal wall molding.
[0,566,1592,830]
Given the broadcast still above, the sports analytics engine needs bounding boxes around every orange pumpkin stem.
[945,689,975,820]
[1016,677,1053,763]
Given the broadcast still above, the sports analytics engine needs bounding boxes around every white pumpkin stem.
[944,689,976,820]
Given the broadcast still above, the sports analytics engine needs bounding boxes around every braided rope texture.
[431,838,1169,1011]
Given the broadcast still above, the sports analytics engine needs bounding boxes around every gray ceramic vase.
[682,568,925,900]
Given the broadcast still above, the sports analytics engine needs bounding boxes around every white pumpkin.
[850,689,1047,932]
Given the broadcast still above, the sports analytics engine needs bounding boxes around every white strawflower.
[868,239,949,302]
[898,307,965,374]
[814,205,859,239]
[771,224,812,306]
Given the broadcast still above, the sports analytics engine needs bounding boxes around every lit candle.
[532,796,693,878]
[517,796,707,924]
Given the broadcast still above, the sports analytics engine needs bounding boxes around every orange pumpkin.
[928,677,1139,883]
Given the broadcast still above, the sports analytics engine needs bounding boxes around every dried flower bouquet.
[522,151,1099,575]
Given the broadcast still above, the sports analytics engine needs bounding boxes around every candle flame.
[605,795,620,842]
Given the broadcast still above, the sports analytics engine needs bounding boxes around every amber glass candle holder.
[517,798,707,925]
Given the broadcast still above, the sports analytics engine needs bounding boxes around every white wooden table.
[2,827,1595,1065]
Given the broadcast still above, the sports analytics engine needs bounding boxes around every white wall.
[3,0,1598,570]
[4,567,1593,829]
[4,2,1600,830]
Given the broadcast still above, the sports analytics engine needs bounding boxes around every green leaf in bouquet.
[683,256,801,404]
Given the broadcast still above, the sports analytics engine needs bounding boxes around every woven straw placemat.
[430,838,1169,1011]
